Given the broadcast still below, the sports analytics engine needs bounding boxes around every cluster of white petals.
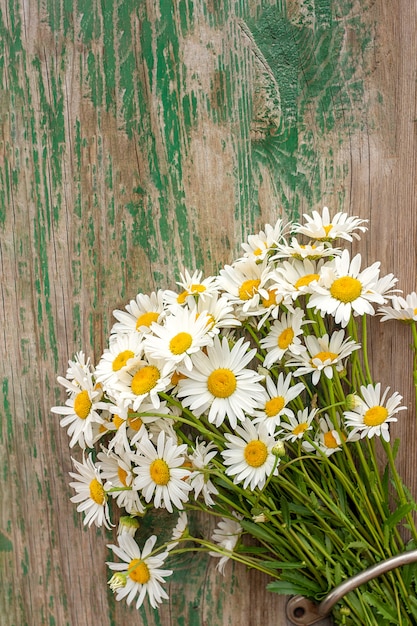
[54,206,412,613]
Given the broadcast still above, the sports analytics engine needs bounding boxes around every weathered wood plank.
[1,1,416,625]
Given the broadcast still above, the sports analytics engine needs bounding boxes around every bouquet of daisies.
[52,207,417,625]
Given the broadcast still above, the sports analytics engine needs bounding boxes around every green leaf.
[280,495,291,527]
[262,560,306,570]
[267,580,309,596]
[382,463,389,502]
[406,594,417,618]
[278,570,323,594]
[344,540,372,552]
[391,437,400,461]
[334,478,347,514]
[401,561,417,590]
[240,520,280,544]
[384,503,416,531]
[361,591,398,622]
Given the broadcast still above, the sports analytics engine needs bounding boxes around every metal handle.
[286,549,417,625]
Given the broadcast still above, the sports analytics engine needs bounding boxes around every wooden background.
[1,1,416,624]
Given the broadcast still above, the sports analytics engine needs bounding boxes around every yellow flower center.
[136,311,159,330]
[312,351,338,364]
[330,276,362,303]
[190,284,206,294]
[128,559,150,584]
[205,313,216,329]
[74,390,92,419]
[262,289,278,308]
[265,396,285,417]
[177,290,189,304]
[171,370,187,386]
[278,327,294,350]
[253,247,263,256]
[238,279,261,301]
[118,466,129,486]
[294,273,320,289]
[324,431,339,448]
[150,459,170,485]
[89,478,105,505]
[169,332,193,355]
[363,405,389,426]
[293,423,308,436]
[131,365,160,395]
[244,440,268,467]
[207,368,237,398]
[128,416,143,431]
[113,414,125,429]
[323,224,333,236]
[112,350,135,372]
[414,308,417,316]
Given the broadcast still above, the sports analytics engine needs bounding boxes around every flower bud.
[272,440,286,458]
[117,515,140,536]
[108,572,127,591]
[345,394,360,410]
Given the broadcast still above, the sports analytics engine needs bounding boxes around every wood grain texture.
[1,1,416,625]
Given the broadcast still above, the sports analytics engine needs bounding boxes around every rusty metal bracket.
[286,549,417,625]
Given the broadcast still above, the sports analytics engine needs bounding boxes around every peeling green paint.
[1,378,13,443]
[0,531,13,552]
[242,0,371,215]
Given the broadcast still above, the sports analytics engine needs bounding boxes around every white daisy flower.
[343,383,406,442]
[216,258,270,315]
[379,292,417,322]
[163,269,218,309]
[167,511,189,551]
[188,292,241,335]
[373,272,398,300]
[302,414,355,456]
[239,219,286,261]
[94,332,144,391]
[117,515,141,537]
[221,418,279,490]
[97,448,145,515]
[272,237,337,261]
[111,290,166,336]
[187,439,219,506]
[52,360,107,449]
[260,309,307,369]
[253,373,305,434]
[292,207,368,242]
[144,306,213,371]
[69,454,112,529]
[132,431,192,513]
[209,514,243,575]
[107,533,172,609]
[286,329,360,385]
[176,335,266,429]
[127,401,174,448]
[307,249,384,327]
[64,350,92,381]
[280,407,318,442]
[112,356,174,412]
[243,275,289,329]
[271,258,331,300]
[104,402,148,454]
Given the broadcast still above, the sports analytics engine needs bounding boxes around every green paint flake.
[0,531,13,552]
[77,0,99,43]
[21,546,29,576]
[101,0,116,113]
[1,378,13,442]
[228,2,370,216]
